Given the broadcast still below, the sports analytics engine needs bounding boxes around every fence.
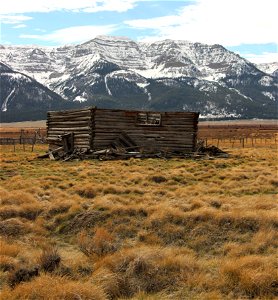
[0,128,47,151]
[198,123,278,148]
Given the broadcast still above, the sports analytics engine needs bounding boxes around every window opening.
[136,113,161,126]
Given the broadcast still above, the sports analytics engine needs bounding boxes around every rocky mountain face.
[256,62,278,77]
[0,36,277,121]
[0,63,71,122]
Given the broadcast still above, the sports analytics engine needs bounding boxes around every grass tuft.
[2,274,107,300]
[38,246,61,272]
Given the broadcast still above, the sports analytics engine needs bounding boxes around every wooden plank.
[93,133,196,139]
[94,118,197,125]
[48,108,93,115]
[92,135,194,141]
[48,121,91,126]
[47,127,90,131]
[47,116,91,122]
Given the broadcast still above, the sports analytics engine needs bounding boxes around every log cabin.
[47,107,199,153]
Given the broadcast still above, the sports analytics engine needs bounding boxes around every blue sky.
[0,0,277,63]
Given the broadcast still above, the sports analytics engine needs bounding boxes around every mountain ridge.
[0,36,277,121]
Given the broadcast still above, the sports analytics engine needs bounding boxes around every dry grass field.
[0,134,277,299]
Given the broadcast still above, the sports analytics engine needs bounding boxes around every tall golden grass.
[0,140,277,299]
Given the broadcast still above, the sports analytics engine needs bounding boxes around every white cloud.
[0,0,138,14]
[20,25,117,44]
[0,15,32,24]
[243,52,278,64]
[126,0,278,46]
[13,24,27,29]
[83,0,137,13]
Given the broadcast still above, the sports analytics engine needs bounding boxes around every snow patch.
[256,62,278,74]
[1,88,15,112]
[104,74,112,96]
[73,95,87,102]
[229,88,253,101]
[136,82,149,89]
[262,91,276,101]
[259,76,273,86]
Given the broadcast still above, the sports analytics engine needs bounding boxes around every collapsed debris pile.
[38,133,229,161]
[195,140,229,157]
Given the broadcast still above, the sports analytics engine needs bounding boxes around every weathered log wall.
[93,109,199,152]
[47,108,94,150]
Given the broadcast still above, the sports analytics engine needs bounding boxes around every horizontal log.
[92,132,195,137]
[72,134,91,138]
[47,128,91,132]
[46,137,62,141]
[47,133,89,137]
[161,121,197,126]
[94,117,197,124]
[92,145,194,152]
[95,119,135,124]
[74,143,90,147]
[47,129,91,133]
[94,115,196,122]
[47,116,91,123]
[48,121,91,126]
[47,113,92,120]
[93,139,194,146]
[93,136,195,143]
[98,130,194,136]
[93,132,196,137]
[95,109,198,116]
[48,108,93,115]
[47,127,90,131]
[47,135,91,139]
[93,122,197,128]
[73,139,90,142]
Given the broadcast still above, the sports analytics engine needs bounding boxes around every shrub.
[38,246,61,272]
[74,185,98,198]
[0,204,43,221]
[92,246,200,297]
[0,219,31,237]
[8,266,39,288]
[149,176,167,183]
[77,228,116,257]
[0,255,17,271]
[56,209,109,234]
[0,190,37,206]
[220,255,278,298]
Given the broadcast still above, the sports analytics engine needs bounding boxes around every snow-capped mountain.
[0,63,70,122]
[256,62,278,77]
[0,36,277,121]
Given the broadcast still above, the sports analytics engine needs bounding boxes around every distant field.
[1,120,277,149]
[0,139,277,299]
[199,119,278,125]
[0,120,47,128]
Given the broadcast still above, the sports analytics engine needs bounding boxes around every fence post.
[20,129,23,144]
[31,138,35,152]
